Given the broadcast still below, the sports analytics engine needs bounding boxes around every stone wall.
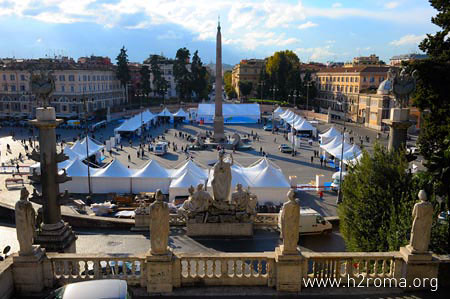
[0,259,14,299]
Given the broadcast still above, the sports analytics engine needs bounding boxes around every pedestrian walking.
[320,157,324,167]
[319,190,324,201]
[311,156,314,164]
[260,147,263,155]
[128,154,131,162]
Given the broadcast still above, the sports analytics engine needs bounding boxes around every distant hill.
[206,63,234,75]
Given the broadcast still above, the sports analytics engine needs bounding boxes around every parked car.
[278,144,293,153]
[278,207,332,235]
[330,171,348,193]
[263,124,273,131]
[154,142,168,156]
[45,279,130,299]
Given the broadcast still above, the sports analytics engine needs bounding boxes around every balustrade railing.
[46,253,146,287]
[176,253,275,287]
[302,252,403,285]
[253,213,279,227]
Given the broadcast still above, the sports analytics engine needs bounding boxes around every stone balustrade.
[302,252,403,284]
[253,213,279,227]
[46,253,146,287]
[175,252,276,287]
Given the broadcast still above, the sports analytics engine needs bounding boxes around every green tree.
[149,55,168,100]
[411,0,450,252]
[266,50,300,101]
[173,47,192,101]
[339,144,448,253]
[224,70,237,99]
[139,65,151,97]
[238,81,253,100]
[190,50,209,101]
[116,46,130,88]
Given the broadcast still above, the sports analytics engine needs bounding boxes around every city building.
[231,59,265,99]
[348,54,381,66]
[142,55,180,99]
[389,53,428,66]
[0,57,125,118]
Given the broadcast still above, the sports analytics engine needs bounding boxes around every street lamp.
[288,90,298,108]
[82,95,92,195]
[336,96,347,204]
[269,87,279,101]
[258,82,264,101]
[301,73,314,112]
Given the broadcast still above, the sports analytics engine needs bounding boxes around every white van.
[154,142,168,156]
[331,171,348,193]
[278,207,332,235]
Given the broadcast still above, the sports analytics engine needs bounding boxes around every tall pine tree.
[116,46,130,88]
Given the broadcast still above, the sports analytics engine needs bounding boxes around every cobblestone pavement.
[0,116,419,219]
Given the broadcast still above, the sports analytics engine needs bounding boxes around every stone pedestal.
[12,246,46,294]
[274,246,303,293]
[146,251,173,294]
[186,222,253,237]
[399,246,438,290]
[35,221,77,253]
[213,116,225,142]
[384,108,411,151]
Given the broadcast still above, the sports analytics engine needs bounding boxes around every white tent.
[173,108,189,121]
[319,127,342,144]
[169,160,208,180]
[158,108,174,122]
[92,159,132,194]
[274,107,284,119]
[196,103,260,124]
[169,171,207,201]
[71,137,103,159]
[320,136,342,151]
[59,158,97,193]
[114,110,156,134]
[29,146,81,174]
[293,118,317,135]
[132,160,171,193]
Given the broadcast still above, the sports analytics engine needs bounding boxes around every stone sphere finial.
[418,190,427,201]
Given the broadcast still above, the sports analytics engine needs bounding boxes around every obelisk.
[213,19,225,142]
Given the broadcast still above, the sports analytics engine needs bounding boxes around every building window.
[59,75,65,81]
[3,85,7,91]
[346,77,349,82]
[61,85,65,92]
[2,74,6,81]
[370,77,375,83]
[88,75,90,81]
[355,87,358,93]
[70,86,74,92]
[10,74,15,81]
[350,86,353,93]
[20,85,25,91]
[97,75,100,81]
[69,75,75,81]
[350,77,353,82]
[20,74,25,81]
[11,85,16,91]
[382,110,390,119]
[23,104,27,110]
[93,76,96,81]
[83,75,87,81]
[62,105,67,112]
[363,77,367,82]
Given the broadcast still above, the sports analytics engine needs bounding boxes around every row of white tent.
[59,157,290,204]
[276,108,317,136]
[319,127,363,165]
[30,136,105,173]
[114,108,189,134]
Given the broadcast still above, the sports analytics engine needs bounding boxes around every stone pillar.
[399,190,438,290]
[12,246,46,294]
[327,107,331,124]
[213,21,225,142]
[275,189,303,292]
[385,108,411,151]
[29,107,77,253]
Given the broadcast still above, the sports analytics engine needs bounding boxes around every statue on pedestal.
[231,183,249,211]
[15,188,36,256]
[280,189,299,255]
[407,190,433,253]
[211,151,233,202]
[389,68,418,108]
[178,184,212,220]
[149,189,169,255]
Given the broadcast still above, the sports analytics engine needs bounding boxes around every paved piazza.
[0,114,407,253]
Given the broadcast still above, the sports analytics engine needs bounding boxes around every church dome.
[377,78,392,95]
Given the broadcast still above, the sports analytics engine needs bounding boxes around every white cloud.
[36,38,42,43]
[332,3,342,8]
[224,32,299,50]
[295,45,335,61]
[298,21,318,30]
[390,34,425,46]
[384,2,399,9]
[157,30,181,40]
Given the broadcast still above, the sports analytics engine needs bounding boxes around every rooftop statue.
[211,151,233,202]
[29,69,55,108]
[15,188,36,256]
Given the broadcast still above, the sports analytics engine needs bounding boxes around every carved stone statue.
[389,67,418,108]
[15,188,36,256]
[149,189,169,255]
[29,70,55,108]
[247,189,258,218]
[407,190,433,253]
[178,184,212,220]
[231,184,249,211]
[211,151,233,202]
[280,189,299,255]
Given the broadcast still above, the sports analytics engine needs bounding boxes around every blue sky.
[0,0,439,65]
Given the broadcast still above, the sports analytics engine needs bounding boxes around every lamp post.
[301,73,314,112]
[288,90,298,109]
[270,87,278,101]
[258,82,264,101]
[83,95,92,195]
[336,96,347,204]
